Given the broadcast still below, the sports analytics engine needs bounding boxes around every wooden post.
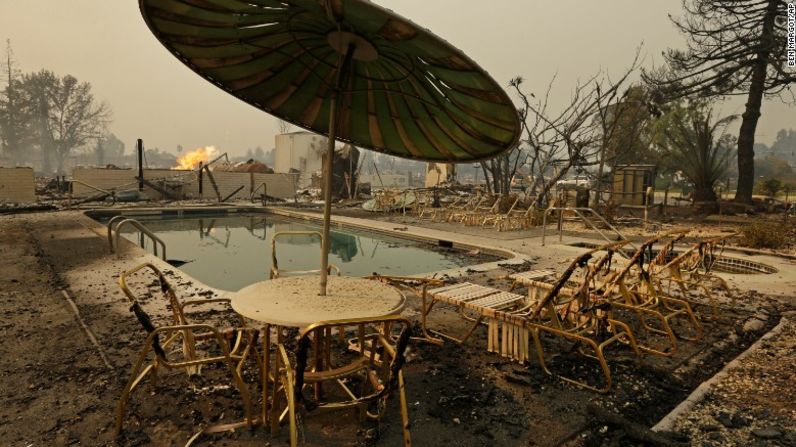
[203,165,222,202]
[198,162,204,198]
[137,139,144,192]
[320,44,355,296]
[221,185,245,203]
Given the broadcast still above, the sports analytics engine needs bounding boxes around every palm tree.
[654,102,736,203]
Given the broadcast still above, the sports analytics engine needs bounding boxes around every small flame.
[173,146,217,170]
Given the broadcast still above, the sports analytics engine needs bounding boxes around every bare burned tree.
[507,75,561,202]
[477,142,528,195]
[510,56,643,209]
[643,0,795,204]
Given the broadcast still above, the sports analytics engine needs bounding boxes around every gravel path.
[670,313,796,447]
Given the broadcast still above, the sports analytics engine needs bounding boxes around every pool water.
[115,214,485,290]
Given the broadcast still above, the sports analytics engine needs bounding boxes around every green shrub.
[756,178,783,197]
[740,222,788,249]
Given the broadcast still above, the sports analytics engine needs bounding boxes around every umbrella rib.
[179,0,287,14]
[221,44,325,92]
[237,38,337,91]
[384,95,425,158]
[362,64,412,157]
[337,65,358,140]
[365,78,386,148]
[402,71,501,154]
[370,63,436,159]
[187,33,314,68]
[390,72,458,159]
[444,93,517,132]
[297,67,338,128]
[262,58,326,112]
[422,69,516,132]
[158,0,286,23]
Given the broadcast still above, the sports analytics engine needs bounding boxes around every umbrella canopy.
[141,0,520,295]
[139,0,520,162]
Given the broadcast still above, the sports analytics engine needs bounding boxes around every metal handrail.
[69,179,117,205]
[542,206,635,256]
[250,182,267,204]
[71,179,113,196]
[107,215,129,251]
[108,217,167,260]
[270,230,340,279]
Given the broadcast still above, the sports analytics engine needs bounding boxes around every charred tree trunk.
[491,159,500,194]
[733,0,778,205]
[692,182,717,202]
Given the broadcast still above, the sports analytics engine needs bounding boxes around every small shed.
[612,164,656,206]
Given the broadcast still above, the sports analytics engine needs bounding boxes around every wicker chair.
[276,316,413,446]
[114,263,258,437]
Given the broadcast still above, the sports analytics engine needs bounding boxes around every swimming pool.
[110,213,495,290]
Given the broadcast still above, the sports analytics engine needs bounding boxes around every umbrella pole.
[320,45,355,296]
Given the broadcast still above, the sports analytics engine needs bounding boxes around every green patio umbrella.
[140,0,521,295]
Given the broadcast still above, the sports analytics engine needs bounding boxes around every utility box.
[612,164,656,206]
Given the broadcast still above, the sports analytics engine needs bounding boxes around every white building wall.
[274,132,325,188]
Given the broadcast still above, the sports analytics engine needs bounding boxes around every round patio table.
[232,276,405,327]
[230,275,405,433]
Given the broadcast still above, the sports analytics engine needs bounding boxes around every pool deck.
[2,206,795,446]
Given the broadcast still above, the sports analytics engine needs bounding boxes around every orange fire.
[173,146,217,170]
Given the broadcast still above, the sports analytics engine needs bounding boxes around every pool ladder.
[107,216,167,261]
[541,206,635,256]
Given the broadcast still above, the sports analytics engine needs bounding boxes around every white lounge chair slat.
[427,282,470,295]
[508,269,555,283]
[466,291,525,310]
[433,283,499,303]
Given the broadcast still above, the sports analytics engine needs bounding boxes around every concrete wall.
[72,167,297,200]
[0,167,36,203]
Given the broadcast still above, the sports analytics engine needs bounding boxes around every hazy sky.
[1,1,793,157]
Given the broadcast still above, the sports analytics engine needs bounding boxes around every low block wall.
[72,167,297,200]
[0,167,36,203]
